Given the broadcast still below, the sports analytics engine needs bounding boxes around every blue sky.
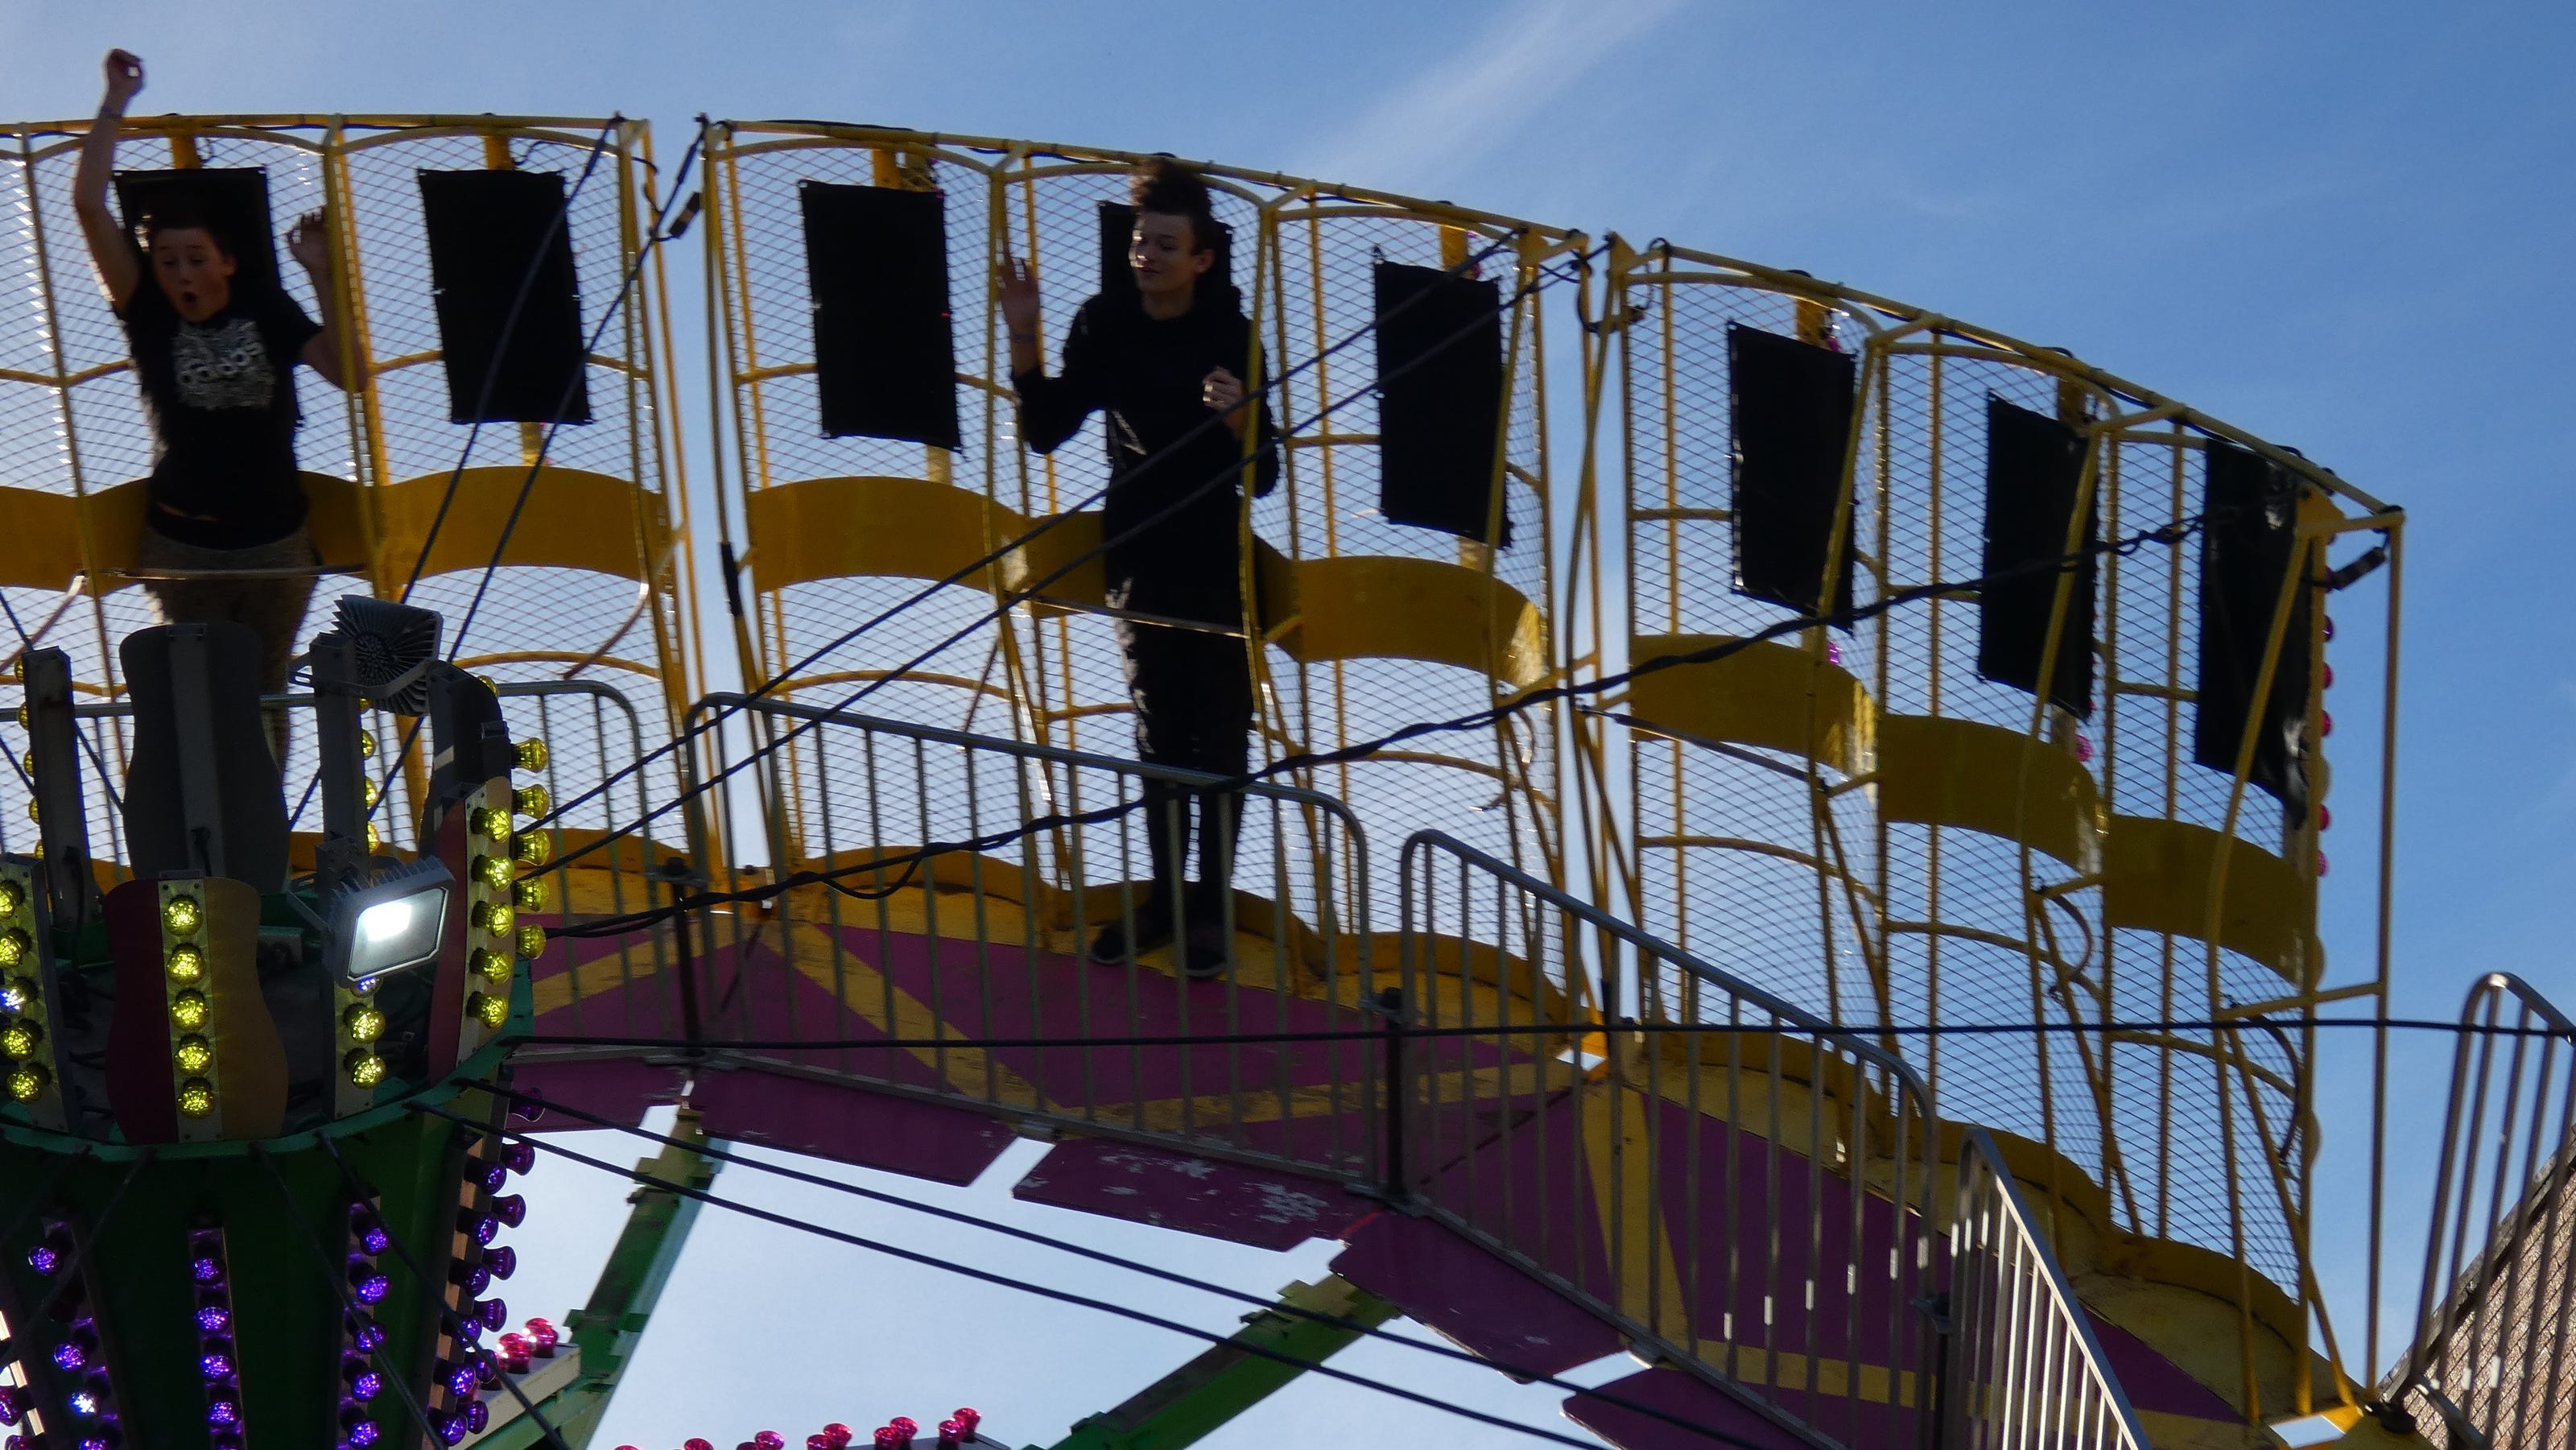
[8,1,2571,1444]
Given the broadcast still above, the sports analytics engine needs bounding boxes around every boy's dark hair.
[138,196,235,258]
[1129,155,1216,255]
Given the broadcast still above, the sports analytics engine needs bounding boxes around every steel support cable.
[314,1131,576,1450]
[398,118,622,604]
[250,1143,448,1448]
[530,229,1568,872]
[541,506,2226,938]
[442,124,709,660]
[505,1015,2572,1052]
[340,127,708,835]
[419,1103,1777,1450]
[286,116,621,828]
[461,1077,1842,1450]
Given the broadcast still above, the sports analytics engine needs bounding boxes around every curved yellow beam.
[1276,556,1549,690]
[1624,633,1872,776]
[0,473,372,593]
[377,465,671,582]
[745,475,1026,593]
[2101,815,2318,987]
[1877,714,2103,873]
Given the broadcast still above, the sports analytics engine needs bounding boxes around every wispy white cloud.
[1300,0,1682,189]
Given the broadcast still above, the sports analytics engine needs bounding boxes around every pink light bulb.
[756,1436,786,1450]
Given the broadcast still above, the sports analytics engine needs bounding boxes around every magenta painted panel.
[1410,1092,1616,1306]
[1012,1138,1366,1249]
[859,925,1384,1109]
[691,1066,1017,1186]
[1331,1209,1624,1377]
[508,1058,686,1130]
[2083,1308,2233,1419]
[1563,1368,1816,1450]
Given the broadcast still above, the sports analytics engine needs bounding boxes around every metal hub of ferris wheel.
[0,102,2556,1450]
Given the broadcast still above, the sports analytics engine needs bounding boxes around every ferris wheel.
[0,102,2552,1450]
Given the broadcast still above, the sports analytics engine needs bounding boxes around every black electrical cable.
[288,116,622,829]
[398,118,621,605]
[314,1132,576,1450]
[535,504,2224,941]
[345,127,708,836]
[419,1103,1774,1450]
[502,1015,2573,1055]
[250,1143,447,1449]
[461,1077,1852,1450]
[444,124,708,660]
[534,227,1568,873]
[13,1151,146,1337]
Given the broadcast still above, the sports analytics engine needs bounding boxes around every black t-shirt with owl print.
[119,279,320,549]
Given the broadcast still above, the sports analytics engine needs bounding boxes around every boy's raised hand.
[102,50,145,109]
[997,257,1041,336]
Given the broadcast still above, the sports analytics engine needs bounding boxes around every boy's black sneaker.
[1089,912,1174,965]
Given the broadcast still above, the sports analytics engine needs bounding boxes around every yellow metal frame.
[1590,236,2401,1427]
[0,112,703,859]
[699,121,1585,912]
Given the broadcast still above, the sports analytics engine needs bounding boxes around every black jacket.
[1012,286,1280,622]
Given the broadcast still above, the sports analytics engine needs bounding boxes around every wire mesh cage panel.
[703,123,1579,923]
[0,114,697,875]
[1601,239,2399,1338]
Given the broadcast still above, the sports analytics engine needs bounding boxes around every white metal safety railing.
[2384,973,2576,1450]
[1944,1127,2150,1450]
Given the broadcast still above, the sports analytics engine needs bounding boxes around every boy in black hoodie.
[999,158,1279,979]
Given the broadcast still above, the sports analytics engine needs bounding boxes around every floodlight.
[325,858,454,985]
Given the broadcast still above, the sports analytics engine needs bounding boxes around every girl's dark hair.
[1129,155,1216,254]
[138,197,235,258]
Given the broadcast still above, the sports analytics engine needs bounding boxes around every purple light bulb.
[491,1195,526,1229]
[465,1402,491,1435]
[503,1142,536,1175]
[485,1245,518,1279]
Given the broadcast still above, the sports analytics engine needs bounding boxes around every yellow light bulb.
[6,1061,47,1101]
[362,779,380,808]
[511,878,549,912]
[473,900,514,936]
[471,807,510,840]
[174,1034,214,1075]
[469,991,509,1029]
[512,784,551,818]
[0,879,23,917]
[513,832,551,866]
[23,799,35,823]
[365,823,384,851]
[344,1048,386,1089]
[175,1077,215,1118]
[514,737,549,771]
[10,704,23,727]
[343,1003,386,1043]
[0,927,28,969]
[0,1020,39,1059]
[166,943,206,984]
[514,923,547,958]
[359,729,378,758]
[470,947,510,983]
[163,894,204,937]
[171,989,209,1031]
